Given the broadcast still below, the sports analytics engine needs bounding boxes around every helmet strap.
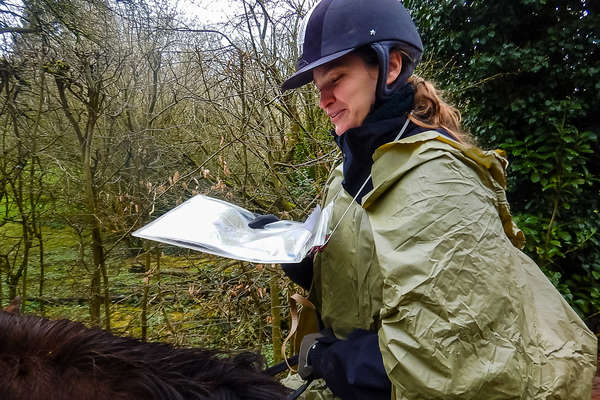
[370,41,419,105]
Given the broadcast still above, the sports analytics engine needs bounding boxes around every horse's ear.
[3,296,21,313]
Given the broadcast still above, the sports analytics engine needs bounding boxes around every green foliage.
[406,0,600,318]
[503,100,595,211]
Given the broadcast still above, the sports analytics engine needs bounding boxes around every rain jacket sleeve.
[361,134,597,399]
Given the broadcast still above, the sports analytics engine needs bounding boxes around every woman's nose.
[319,88,333,110]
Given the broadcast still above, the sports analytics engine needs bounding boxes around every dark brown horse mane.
[0,311,289,400]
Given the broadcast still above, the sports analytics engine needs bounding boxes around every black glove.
[299,329,392,400]
[298,332,324,380]
[247,214,279,229]
[298,330,339,380]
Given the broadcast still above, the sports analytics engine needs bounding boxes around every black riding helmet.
[281,0,423,102]
[281,0,423,100]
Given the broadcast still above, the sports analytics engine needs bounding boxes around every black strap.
[263,354,299,376]
[264,355,313,400]
[286,378,313,400]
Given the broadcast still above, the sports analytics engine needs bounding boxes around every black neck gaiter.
[333,83,417,204]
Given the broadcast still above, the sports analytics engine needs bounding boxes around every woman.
[279,0,597,399]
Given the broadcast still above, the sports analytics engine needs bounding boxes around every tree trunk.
[38,232,45,315]
[89,259,102,326]
[55,71,110,329]
[141,250,151,342]
[21,259,27,311]
[7,279,18,303]
[85,155,105,327]
[0,259,3,307]
[270,269,282,363]
[83,137,107,327]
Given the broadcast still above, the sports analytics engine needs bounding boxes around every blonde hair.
[408,76,473,145]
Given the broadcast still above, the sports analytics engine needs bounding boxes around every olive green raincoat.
[307,131,596,399]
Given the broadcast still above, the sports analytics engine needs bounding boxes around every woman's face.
[313,53,379,136]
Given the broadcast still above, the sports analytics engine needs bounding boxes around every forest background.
[1,0,598,363]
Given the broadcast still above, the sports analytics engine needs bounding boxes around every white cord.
[325,118,411,244]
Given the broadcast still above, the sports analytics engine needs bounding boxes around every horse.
[0,309,290,400]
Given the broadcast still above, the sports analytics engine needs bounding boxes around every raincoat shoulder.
[361,130,597,399]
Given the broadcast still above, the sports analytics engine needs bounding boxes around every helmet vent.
[298,2,320,56]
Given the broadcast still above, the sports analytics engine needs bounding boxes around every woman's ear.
[386,51,403,85]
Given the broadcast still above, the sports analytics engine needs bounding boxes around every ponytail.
[408,76,474,145]
[354,46,474,144]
